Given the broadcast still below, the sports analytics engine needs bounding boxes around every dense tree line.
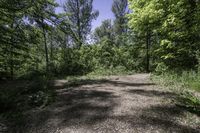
[0,0,100,79]
[128,0,200,72]
[0,0,200,80]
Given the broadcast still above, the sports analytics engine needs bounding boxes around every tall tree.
[93,19,114,43]
[28,0,58,73]
[112,0,128,45]
[128,0,167,72]
[0,0,32,78]
[64,0,99,48]
[128,0,200,71]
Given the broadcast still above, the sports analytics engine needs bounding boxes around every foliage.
[87,66,134,77]
[63,0,99,47]
[176,91,200,115]
[0,0,33,79]
[128,0,200,71]
[152,71,200,115]
[1,0,200,123]
[0,77,55,115]
[56,42,137,76]
[112,0,128,45]
[155,62,169,74]
[93,19,114,43]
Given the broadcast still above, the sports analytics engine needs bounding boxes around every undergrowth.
[87,66,135,76]
[152,71,200,115]
[0,77,56,119]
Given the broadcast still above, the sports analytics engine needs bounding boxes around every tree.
[128,0,200,71]
[156,0,200,69]
[0,0,33,79]
[93,19,114,43]
[112,0,128,45]
[127,0,160,72]
[64,0,99,48]
[28,0,58,73]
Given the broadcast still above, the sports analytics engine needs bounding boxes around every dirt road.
[13,74,200,133]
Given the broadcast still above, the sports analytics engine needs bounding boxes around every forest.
[0,0,200,132]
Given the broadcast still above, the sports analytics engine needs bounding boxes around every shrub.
[0,78,55,115]
[152,71,200,115]
[176,91,200,115]
[155,62,169,74]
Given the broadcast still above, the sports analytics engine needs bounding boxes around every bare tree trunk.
[10,47,14,79]
[10,22,14,79]
[76,0,82,48]
[50,34,53,61]
[43,27,49,73]
[146,30,151,73]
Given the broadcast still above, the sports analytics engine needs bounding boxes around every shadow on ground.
[123,88,200,132]
[125,89,178,98]
[9,78,200,133]
[11,87,119,133]
[52,78,156,90]
[137,104,200,133]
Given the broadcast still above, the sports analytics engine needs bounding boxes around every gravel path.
[13,74,200,133]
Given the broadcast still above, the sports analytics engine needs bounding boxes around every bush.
[0,78,55,115]
[24,78,56,108]
[152,71,200,115]
[87,66,134,76]
[155,62,169,74]
[28,91,47,107]
[176,91,200,115]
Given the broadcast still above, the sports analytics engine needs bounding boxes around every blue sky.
[55,0,115,30]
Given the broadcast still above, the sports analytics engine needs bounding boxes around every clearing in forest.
[10,74,200,133]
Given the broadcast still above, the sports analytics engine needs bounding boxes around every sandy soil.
[8,74,200,133]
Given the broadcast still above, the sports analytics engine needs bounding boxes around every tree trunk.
[146,30,151,73]
[10,22,14,79]
[43,27,49,73]
[50,34,53,61]
[76,0,82,48]
[10,47,14,79]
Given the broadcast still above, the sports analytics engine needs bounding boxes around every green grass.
[151,71,200,115]
[60,66,134,87]
[176,91,200,114]
[87,66,135,77]
[188,81,200,92]
[152,71,200,92]
[62,66,135,81]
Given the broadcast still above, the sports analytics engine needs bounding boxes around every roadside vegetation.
[152,70,200,115]
[0,0,200,132]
